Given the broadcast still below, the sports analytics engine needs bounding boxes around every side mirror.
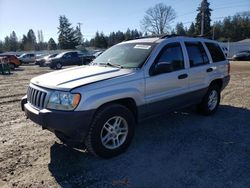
[153,62,173,75]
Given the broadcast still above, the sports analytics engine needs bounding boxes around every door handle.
[178,74,188,79]
[206,68,213,72]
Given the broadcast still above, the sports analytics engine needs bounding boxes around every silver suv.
[21,36,230,158]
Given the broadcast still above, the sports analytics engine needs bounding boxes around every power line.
[177,3,250,18]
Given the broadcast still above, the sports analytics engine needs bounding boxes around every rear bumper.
[21,96,95,143]
[222,75,230,90]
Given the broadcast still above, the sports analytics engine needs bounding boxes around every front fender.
[75,88,144,111]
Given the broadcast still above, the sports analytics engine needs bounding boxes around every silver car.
[21,36,230,158]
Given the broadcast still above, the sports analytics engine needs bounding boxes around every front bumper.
[21,96,95,143]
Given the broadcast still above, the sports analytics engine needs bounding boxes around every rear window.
[205,42,225,62]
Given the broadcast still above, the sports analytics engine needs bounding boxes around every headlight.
[47,91,81,111]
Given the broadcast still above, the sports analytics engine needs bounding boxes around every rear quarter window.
[205,42,226,62]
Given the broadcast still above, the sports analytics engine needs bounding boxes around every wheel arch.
[209,79,223,91]
[95,98,138,123]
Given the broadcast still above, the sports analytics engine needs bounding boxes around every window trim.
[149,42,185,75]
[185,41,210,68]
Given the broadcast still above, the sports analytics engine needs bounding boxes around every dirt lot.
[0,62,250,188]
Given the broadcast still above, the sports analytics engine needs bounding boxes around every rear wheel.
[198,85,221,115]
[55,62,62,70]
[85,104,135,158]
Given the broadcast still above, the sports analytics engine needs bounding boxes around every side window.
[72,52,78,57]
[64,53,72,58]
[185,42,209,67]
[156,43,184,71]
[205,42,226,62]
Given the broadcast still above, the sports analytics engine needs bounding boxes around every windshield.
[19,54,27,58]
[48,53,57,58]
[55,52,66,58]
[92,43,155,68]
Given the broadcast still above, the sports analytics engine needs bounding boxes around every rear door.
[145,42,189,116]
[71,52,80,65]
[183,41,211,99]
[204,42,229,77]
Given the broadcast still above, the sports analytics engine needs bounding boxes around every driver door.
[145,42,189,116]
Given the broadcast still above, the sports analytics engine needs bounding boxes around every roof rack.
[135,34,208,40]
[133,34,209,41]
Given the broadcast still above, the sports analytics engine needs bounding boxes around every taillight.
[227,62,230,75]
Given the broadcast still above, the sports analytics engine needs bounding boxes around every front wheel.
[198,85,221,115]
[85,104,135,158]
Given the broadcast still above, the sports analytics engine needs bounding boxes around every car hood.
[31,65,134,91]
[48,57,60,61]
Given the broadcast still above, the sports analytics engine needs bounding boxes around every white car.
[18,53,36,64]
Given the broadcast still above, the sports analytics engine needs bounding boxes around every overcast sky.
[0,0,249,42]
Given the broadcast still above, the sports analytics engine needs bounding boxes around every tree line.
[0,0,249,53]
[173,13,250,42]
[0,29,58,53]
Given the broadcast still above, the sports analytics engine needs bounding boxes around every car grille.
[27,86,47,109]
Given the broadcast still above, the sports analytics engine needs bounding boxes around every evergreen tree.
[94,32,108,48]
[58,15,78,49]
[108,32,116,46]
[125,28,132,40]
[175,23,186,35]
[75,26,83,45]
[0,41,4,53]
[48,38,57,50]
[20,35,27,51]
[115,31,125,44]
[195,0,212,36]
[4,36,10,51]
[188,22,196,36]
[25,29,37,50]
[94,31,101,47]
[9,31,18,51]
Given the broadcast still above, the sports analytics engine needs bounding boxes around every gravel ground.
[0,62,250,188]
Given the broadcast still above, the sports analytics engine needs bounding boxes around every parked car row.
[232,50,250,61]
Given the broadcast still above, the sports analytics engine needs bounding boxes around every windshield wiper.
[106,62,123,68]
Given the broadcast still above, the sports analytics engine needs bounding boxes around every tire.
[55,62,62,70]
[9,63,15,70]
[85,104,135,158]
[198,85,221,115]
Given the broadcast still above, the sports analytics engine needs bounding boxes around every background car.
[35,53,58,67]
[0,54,21,69]
[46,51,95,69]
[232,50,250,61]
[93,50,104,57]
[18,53,36,64]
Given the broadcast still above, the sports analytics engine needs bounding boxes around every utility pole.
[201,0,205,36]
[77,22,82,32]
[77,22,83,44]
[212,25,215,40]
